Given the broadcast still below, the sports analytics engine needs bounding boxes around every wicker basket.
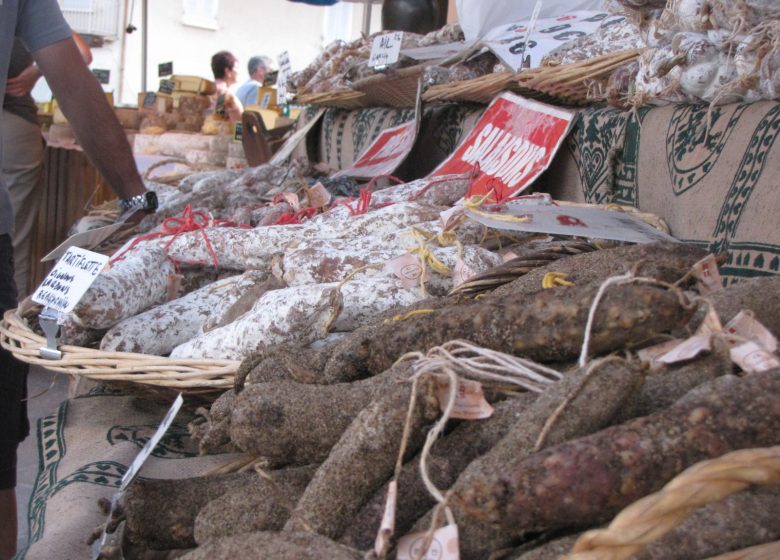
[352,62,429,108]
[422,49,642,107]
[0,305,239,399]
[423,71,516,105]
[293,88,369,109]
[513,48,642,106]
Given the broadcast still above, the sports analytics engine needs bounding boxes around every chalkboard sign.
[92,68,110,84]
[142,92,157,108]
[158,61,173,77]
[158,79,175,94]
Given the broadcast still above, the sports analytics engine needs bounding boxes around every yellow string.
[408,229,451,276]
[410,226,457,247]
[383,308,435,324]
[542,272,575,289]
[462,194,534,225]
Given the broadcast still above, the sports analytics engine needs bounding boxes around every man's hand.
[5,64,42,97]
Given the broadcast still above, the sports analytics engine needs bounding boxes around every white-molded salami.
[99,271,270,355]
[169,284,342,360]
[332,275,426,332]
[71,244,176,330]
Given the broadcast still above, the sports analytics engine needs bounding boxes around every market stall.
[3,1,780,559]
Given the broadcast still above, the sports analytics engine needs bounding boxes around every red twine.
[271,207,318,225]
[109,204,221,269]
[330,187,371,216]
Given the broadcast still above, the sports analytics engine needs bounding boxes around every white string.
[578,272,635,368]
[414,365,459,527]
[410,339,562,394]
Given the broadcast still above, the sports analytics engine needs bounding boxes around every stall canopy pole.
[362,0,371,35]
[141,0,148,92]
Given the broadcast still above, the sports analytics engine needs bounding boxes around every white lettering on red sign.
[461,124,547,187]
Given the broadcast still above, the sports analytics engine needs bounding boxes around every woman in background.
[210,50,243,122]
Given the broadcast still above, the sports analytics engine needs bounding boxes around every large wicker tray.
[352,61,429,108]
[0,305,239,399]
[423,49,642,107]
[293,88,369,109]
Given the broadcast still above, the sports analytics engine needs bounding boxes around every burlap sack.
[18,389,244,560]
[544,100,780,283]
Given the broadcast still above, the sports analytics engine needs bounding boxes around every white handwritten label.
[277,50,292,103]
[397,524,460,560]
[32,247,109,313]
[369,32,404,68]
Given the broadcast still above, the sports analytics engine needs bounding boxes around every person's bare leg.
[0,488,18,560]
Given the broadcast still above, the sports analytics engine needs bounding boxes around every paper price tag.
[306,182,331,208]
[724,310,778,352]
[282,192,301,211]
[657,335,712,365]
[730,341,780,374]
[385,253,427,289]
[397,524,460,560]
[453,255,476,288]
[637,339,685,369]
[369,32,403,68]
[692,254,723,294]
[434,376,494,420]
[439,206,464,231]
[696,307,724,336]
[32,247,109,313]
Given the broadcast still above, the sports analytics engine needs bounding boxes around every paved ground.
[16,365,70,552]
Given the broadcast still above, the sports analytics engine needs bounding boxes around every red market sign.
[429,92,573,202]
[333,120,417,180]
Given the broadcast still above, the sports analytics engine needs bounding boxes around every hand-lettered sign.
[429,92,573,201]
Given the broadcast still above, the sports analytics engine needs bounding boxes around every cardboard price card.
[277,50,292,102]
[482,12,620,71]
[32,247,109,313]
[466,199,678,244]
[333,120,418,180]
[370,31,404,68]
[429,93,573,201]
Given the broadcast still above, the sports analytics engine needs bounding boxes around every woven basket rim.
[293,88,369,109]
[0,307,238,390]
[422,48,642,106]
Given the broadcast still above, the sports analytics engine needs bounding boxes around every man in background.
[236,55,272,108]
[1,2,155,558]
